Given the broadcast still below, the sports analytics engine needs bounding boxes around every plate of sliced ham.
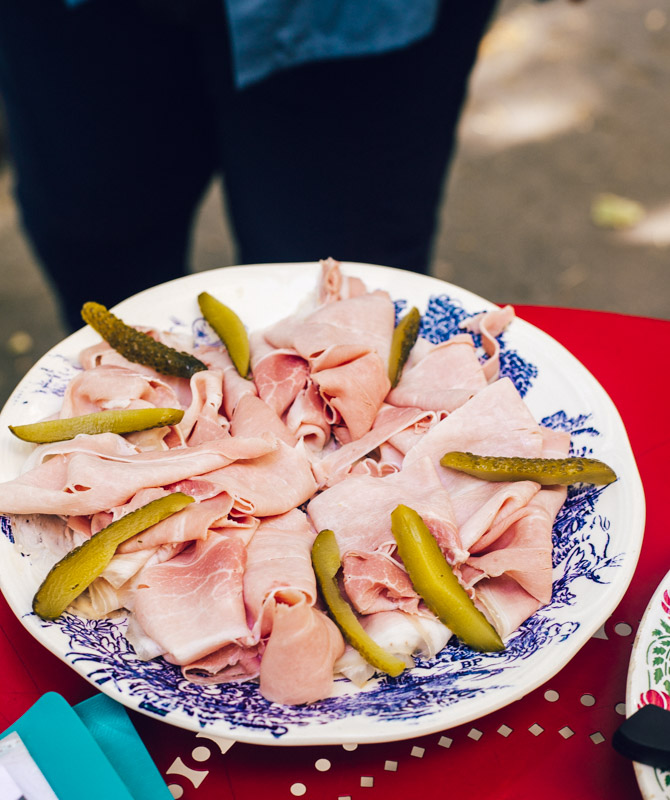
[0,261,644,745]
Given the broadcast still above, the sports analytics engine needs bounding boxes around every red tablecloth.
[1,306,667,800]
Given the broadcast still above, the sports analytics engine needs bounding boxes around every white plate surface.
[0,262,645,745]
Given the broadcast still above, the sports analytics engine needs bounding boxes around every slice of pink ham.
[88,486,169,536]
[284,380,331,450]
[311,351,390,440]
[230,393,297,447]
[376,442,405,470]
[317,257,367,304]
[60,364,182,417]
[170,369,227,447]
[183,642,263,685]
[249,336,310,419]
[341,551,422,615]
[72,539,190,619]
[307,455,464,563]
[195,345,257,419]
[259,596,344,705]
[346,456,399,479]
[243,509,318,638]
[263,290,395,368]
[196,439,318,517]
[63,343,227,448]
[386,334,488,413]
[252,282,395,442]
[461,304,515,382]
[21,431,140,472]
[385,411,446,458]
[310,405,437,488]
[0,434,277,516]
[403,377,544,551]
[464,480,566,605]
[78,341,192,407]
[118,494,239,554]
[468,574,541,640]
[458,427,571,636]
[133,531,255,665]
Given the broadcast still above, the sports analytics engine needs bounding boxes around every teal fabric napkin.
[1,692,172,800]
[74,693,173,800]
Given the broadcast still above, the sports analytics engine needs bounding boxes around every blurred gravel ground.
[0,0,668,409]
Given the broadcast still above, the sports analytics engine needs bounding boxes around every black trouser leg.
[0,0,217,330]
[213,1,498,273]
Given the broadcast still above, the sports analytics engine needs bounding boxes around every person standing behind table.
[0,0,498,332]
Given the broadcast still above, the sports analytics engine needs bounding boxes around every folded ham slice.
[60,364,182,418]
[197,439,318,517]
[230,393,298,447]
[242,509,347,703]
[133,531,255,666]
[263,290,395,367]
[284,380,331,450]
[317,257,367,304]
[118,494,240,554]
[311,350,390,440]
[255,282,395,441]
[459,427,571,636]
[192,345,257,419]
[403,377,544,551]
[341,551,422,615]
[243,509,318,637]
[250,342,310,419]
[170,369,228,447]
[310,405,438,488]
[259,597,344,705]
[386,334,488,413]
[307,455,464,565]
[78,340,192,407]
[461,304,515,382]
[183,642,263,685]
[0,435,277,516]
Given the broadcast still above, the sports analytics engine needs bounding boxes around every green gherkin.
[9,407,185,443]
[197,291,250,377]
[33,492,195,620]
[388,306,421,388]
[391,504,504,652]
[439,452,617,486]
[81,302,207,378]
[311,529,406,677]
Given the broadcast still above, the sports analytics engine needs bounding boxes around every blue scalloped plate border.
[0,263,645,746]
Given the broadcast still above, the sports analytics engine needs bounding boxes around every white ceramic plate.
[0,262,645,745]
[627,570,670,799]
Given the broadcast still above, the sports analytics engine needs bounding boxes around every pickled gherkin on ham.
[439,451,617,486]
[311,529,406,677]
[388,306,420,388]
[9,407,185,443]
[33,492,195,620]
[81,301,207,378]
[198,291,250,378]
[391,504,504,652]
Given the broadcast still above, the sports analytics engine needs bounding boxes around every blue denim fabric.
[63,0,441,87]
